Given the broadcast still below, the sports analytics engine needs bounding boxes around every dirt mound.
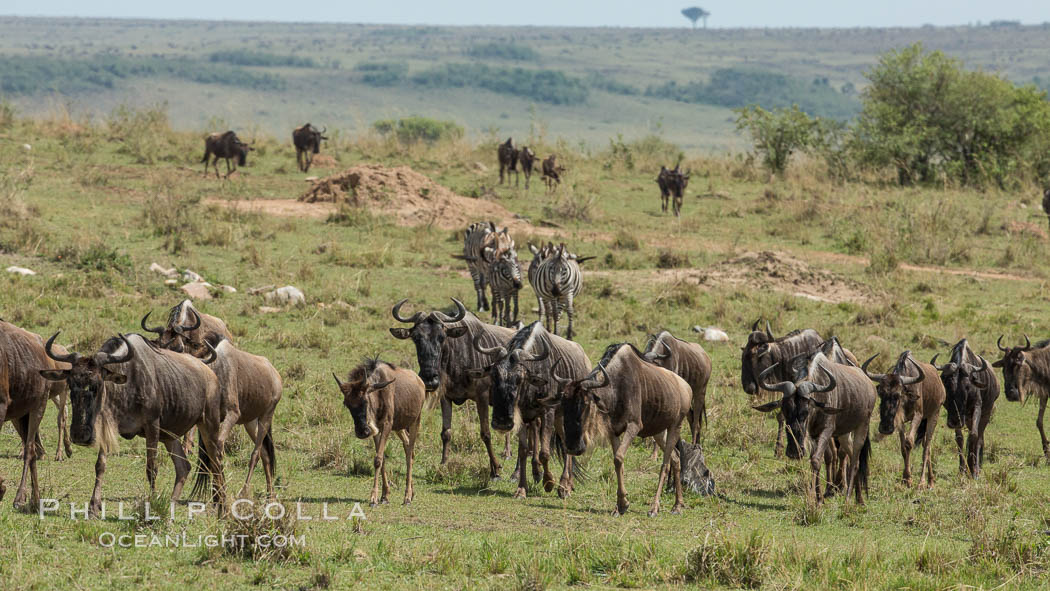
[298,164,536,231]
[695,251,871,304]
[309,154,338,169]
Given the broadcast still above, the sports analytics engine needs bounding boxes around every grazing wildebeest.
[932,338,999,479]
[753,353,875,505]
[0,320,75,507]
[488,249,522,327]
[1043,188,1050,231]
[993,335,1050,461]
[40,333,225,517]
[497,138,520,185]
[656,166,690,217]
[187,336,282,500]
[389,298,514,478]
[202,131,253,179]
[334,357,425,506]
[454,222,515,313]
[740,320,823,456]
[541,154,564,192]
[519,147,537,189]
[141,300,234,359]
[531,243,593,340]
[292,123,327,173]
[553,343,691,516]
[470,321,592,498]
[643,331,712,443]
[863,351,945,488]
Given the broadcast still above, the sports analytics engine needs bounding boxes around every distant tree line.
[466,42,539,61]
[208,50,319,68]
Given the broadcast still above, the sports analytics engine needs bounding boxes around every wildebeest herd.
[2,276,1046,518]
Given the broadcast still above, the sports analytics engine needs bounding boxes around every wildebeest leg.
[440,396,453,465]
[1036,395,1049,461]
[691,384,707,445]
[211,155,221,179]
[674,194,682,217]
[899,429,913,487]
[89,451,106,518]
[476,398,502,479]
[649,435,661,461]
[144,422,161,495]
[920,415,937,488]
[845,426,869,504]
[821,440,837,498]
[556,418,574,498]
[201,425,228,513]
[499,163,505,185]
[611,423,641,516]
[967,408,982,479]
[242,410,275,499]
[502,431,513,461]
[513,425,529,498]
[182,426,196,458]
[13,410,43,509]
[224,158,234,179]
[953,427,966,473]
[402,419,419,505]
[650,424,683,517]
[162,438,191,502]
[538,414,555,492]
[370,430,390,507]
[774,410,786,458]
[0,399,7,501]
[811,429,833,505]
[54,391,72,461]
[565,295,575,341]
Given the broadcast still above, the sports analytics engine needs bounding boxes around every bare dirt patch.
[206,198,335,219]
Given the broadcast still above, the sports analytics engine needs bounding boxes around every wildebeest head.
[740,319,776,394]
[469,326,549,432]
[333,358,395,439]
[752,362,839,460]
[141,307,203,356]
[932,349,988,430]
[39,332,131,448]
[642,334,674,369]
[550,359,610,456]
[863,353,925,436]
[992,335,1035,403]
[389,298,467,391]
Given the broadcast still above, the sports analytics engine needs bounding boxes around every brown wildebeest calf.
[541,154,564,192]
[993,335,1050,461]
[497,137,519,185]
[643,330,712,444]
[553,343,690,516]
[862,351,944,488]
[334,357,425,506]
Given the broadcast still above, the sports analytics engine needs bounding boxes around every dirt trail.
[807,250,1036,283]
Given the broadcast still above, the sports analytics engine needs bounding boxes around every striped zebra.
[454,222,514,312]
[488,249,522,327]
[530,243,593,340]
[527,242,552,325]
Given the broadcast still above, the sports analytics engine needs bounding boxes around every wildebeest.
[292,123,327,173]
[531,243,592,340]
[541,154,564,192]
[656,166,690,217]
[497,137,519,185]
[932,338,999,478]
[471,321,592,498]
[334,357,425,506]
[389,298,514,478]
[489,249,522,327]
[993,335,1050,461]
[40,332,225,516]
[189,336,282,500]
[141,300,234,359]
[202,131,253,179]
[1043,188,1050,230]
[862,351,945,488]
[519,147,537,189]
[753,353,875,504]
[553,343,691,516]
[0,320,74,507]
[643,331,712,443]
[740,320,823,456]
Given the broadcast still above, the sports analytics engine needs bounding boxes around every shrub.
[684,530,770,589]
[466,42,538,61]
[735,104,818,175]
[208,50,317,68]
[372,117,464,144]
[355,61,408,86]
[411,63,588,105]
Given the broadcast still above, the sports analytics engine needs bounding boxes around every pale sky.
[3,0,1047,28]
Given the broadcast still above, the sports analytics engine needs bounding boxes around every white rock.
[692,326,729,342]
[181,281,213,300]
[6,266,36,276]
[264,286,305,306]
[182,269,204,283]
[21,144,31,151]
[219,285,237,294]
[164,279,178,287]
[1020,202,1028,209]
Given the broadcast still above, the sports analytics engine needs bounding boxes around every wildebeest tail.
[201,148,210,163]
[191,431,216,500]
[914,418,928,443]
[857,434,871,498]
[553,430,587,482]
[263,428,276,478]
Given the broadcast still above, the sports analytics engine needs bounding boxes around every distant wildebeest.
[993,335,1050,461]
[753,353,875,505]
[519,147,537,189]
[0,320,75,507]
[932,338,999,479]
[454,222,515,313]
[862,351,945,488]
[141,300,234,359]
[202,131,253,179]
[656,165,690,217]
[292,123,327,173]
[740,320,823,456]
[389,298,514,478]
[541,154,564,192]
[489,249,522,327]
[186,336,282,500]
[334,357,425,506]
[1043,188,1050,230]
[40,332,225,517]
[530,243,593,340]
[643,331,712,443]
[497,137,520,185]
[471,321,592,498]
[552,343,691,516]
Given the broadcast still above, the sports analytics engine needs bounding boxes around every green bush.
[208,50,317,68]
[355,61,408,86]
[734,104,818,174]
[466,42,538,61]
[372,116,464,144]
[411,63,588,105]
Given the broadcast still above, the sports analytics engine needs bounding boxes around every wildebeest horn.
[433,298,467,323]
[180,308,202,333]
[514,337,549,363]
[102,334,134,366]
[44,331,79,364]
[582,364,610,390]
[370,377,396,391]
[655,340,672,359]
[861,354,886,382]
[765,321,774,339]
[930,354,951,372]
[809,364,836,394]
[391,299,424,324]
[997,335,1009,353]
[201,341,218,365]
[901,357,925,386]
[332,372,344,388]
[140,311,165,336]
[472,332,507,359]
[550,357,571,387]
[758,363,794,395]
[751,319,761,332]
[1023,334,1032,351]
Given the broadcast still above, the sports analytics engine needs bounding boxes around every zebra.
[489,249,522,327]
[454,222,515,312]
[531,243,593,340]
[527,242,552,325]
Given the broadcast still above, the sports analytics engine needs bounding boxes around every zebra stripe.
[463,222,495,312]
[488,251,522,327]
[531,244,582,340]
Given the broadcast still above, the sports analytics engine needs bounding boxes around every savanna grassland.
[0,99,1049,590]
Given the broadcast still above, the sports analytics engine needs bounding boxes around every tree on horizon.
[681,7,710,29]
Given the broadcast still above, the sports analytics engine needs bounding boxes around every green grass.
[1,112,1050,589]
